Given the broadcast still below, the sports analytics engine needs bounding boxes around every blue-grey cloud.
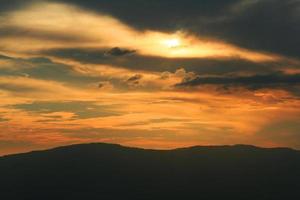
[13,101,122,119]
[39,48,291,75]
[176,72,300,92]
[126,74,143,86]
[0,0,34,12]
[0,54,104,87]
[105,47,136,57]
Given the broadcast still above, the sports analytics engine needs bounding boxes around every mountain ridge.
[1,142,300,200]
[1,142,298,158]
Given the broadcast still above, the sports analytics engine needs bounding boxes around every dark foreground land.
[1,143,300,200]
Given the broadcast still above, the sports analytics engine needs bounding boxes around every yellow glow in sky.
[163,38,181,48]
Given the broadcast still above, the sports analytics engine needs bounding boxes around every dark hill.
[1,143,300,200]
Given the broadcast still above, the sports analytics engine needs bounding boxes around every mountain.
[1,143,300,200]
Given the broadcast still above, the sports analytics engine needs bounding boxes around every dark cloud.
[105,47,136,57]
[127,74,142,82]
[51,0,300,59]
[126,74,143,86]
[98,82,105,88]
[51,0,239,30]
[207,0,300,59]
[0,0,34,12]
[98,81,113,89]
[176,72,300,92]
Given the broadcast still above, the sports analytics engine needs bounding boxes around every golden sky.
[1,1,300,155]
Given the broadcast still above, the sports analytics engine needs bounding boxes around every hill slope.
[1,143,300,200]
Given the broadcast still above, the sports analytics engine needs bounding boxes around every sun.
[164,38,181,48]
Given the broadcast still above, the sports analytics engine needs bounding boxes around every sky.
[1,0,300,155]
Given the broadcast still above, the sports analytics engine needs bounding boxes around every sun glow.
[164,38,181,48]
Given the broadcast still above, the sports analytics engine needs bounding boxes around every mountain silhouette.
[1,143,300,200]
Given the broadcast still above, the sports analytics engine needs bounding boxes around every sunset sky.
[1,0,300,155]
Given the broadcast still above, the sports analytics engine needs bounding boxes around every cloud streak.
[177,72,300,92]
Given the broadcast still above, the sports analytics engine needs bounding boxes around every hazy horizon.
[1,0,300,155]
